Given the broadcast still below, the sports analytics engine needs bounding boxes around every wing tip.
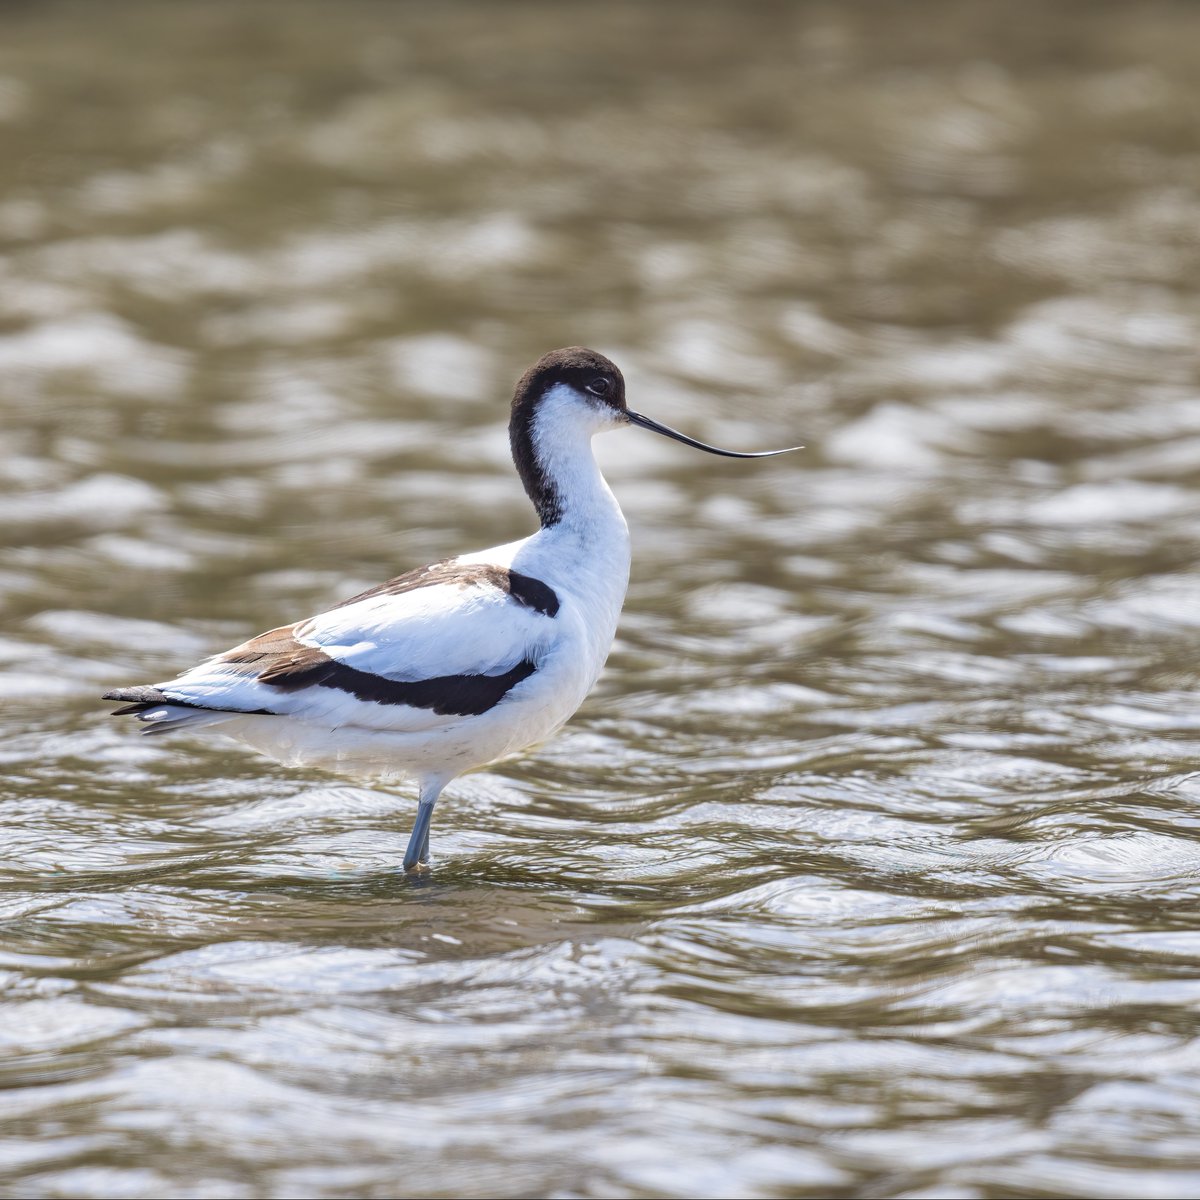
[103,684,276,722]
[104,685,172,715]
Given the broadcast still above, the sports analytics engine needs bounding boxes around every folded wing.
[105,562,560,734]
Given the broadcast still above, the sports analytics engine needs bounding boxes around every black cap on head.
[511,347,626,417]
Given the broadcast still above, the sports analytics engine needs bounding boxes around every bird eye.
[587,377,611,398]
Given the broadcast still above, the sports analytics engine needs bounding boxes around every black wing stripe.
[271,656,537,716]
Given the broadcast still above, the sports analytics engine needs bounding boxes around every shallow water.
[4,2,1200,1196]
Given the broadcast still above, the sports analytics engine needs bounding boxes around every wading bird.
[105,348,797,870]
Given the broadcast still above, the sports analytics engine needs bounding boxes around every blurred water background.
[3,2,1200,1196]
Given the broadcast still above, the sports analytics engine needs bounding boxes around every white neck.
[530,387,627,539]
[466,384,633,678]
[505,387,631,654]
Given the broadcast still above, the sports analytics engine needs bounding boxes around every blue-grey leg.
[403,780,445,871]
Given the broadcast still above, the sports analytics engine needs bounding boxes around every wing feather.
[113,562,560,733]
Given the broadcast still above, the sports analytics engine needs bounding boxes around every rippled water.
[4,3,1200,1196]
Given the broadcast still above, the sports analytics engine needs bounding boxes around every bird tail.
[103,687,243,736]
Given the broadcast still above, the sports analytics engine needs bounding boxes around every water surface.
[3,3,1200,1196]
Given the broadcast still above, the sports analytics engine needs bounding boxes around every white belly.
[214,590,611,783]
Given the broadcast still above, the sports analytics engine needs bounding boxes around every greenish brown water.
[4,2,1200,1196]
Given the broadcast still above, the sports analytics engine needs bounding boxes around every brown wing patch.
[214,624,336,693]
[327,560,459,610]
[218,624,308,670]
[327,561,560,617]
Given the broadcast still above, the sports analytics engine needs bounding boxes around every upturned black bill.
[626,410,802,458]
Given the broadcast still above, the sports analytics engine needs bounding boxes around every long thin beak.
[626,410,802,458]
